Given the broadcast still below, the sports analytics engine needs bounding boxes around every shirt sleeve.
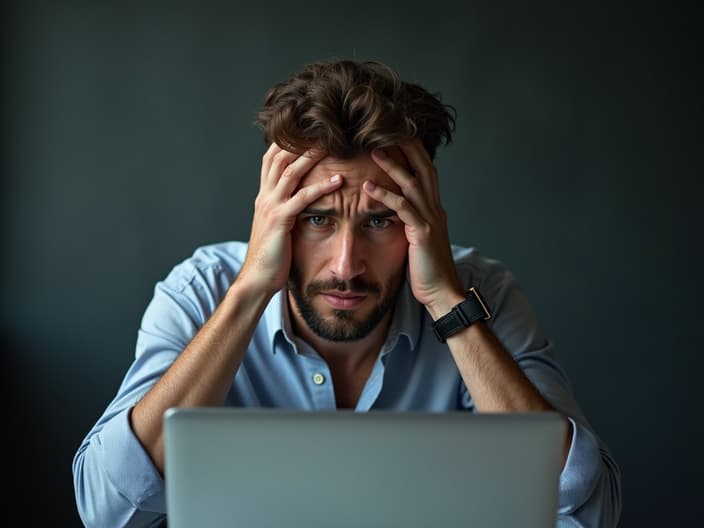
[72,249,233,527]
[458,251,622,527]
[72,408,167,527]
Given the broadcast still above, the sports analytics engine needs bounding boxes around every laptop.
[163,407,566,528]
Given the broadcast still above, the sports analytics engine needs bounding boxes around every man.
[72,59,621,527]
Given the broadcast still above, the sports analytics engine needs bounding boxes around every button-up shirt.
[72,241,621,527]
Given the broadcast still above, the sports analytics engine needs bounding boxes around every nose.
[329,227,366,281]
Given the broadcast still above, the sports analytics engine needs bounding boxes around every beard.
[288,268,404,342]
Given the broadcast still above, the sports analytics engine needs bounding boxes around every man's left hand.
[365,139,466,318]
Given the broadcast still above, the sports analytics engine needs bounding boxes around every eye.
[307,215,329,226]
[368,217,391,229]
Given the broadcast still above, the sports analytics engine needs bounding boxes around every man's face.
[288,150,410,342]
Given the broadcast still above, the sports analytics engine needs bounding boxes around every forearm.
[424,286,550,412]
[448,321,574,465]
[427,285,573,463]
[130,278,272,472]
[428,251,620,523]
[446,321,553,412]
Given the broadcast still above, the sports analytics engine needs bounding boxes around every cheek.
[390,240,410,269]
[292,221,327,246]
[291,228,330,276]
[290,231,312,271]
[369,233,408,271]
[369,225,408,249]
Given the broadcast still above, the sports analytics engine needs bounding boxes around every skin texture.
[129,140,572,473]
[287,153,410,344]
[284,150,412,408]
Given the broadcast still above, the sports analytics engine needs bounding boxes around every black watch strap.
[432,287,492,343]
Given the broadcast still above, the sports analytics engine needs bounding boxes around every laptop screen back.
[164,408,566,528]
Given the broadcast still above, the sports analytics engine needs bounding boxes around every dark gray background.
[3,2,701,526]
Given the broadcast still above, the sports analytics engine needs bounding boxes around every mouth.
[319,291,368,310]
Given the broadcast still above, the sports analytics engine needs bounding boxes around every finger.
[260,142,284,187]
[282,174,344,216]
[273,148,327,199]
[398,139,440,202]
[400,138,433,168]
[361,180,425,232]
[263,147,300,190]
[371,148,434,220]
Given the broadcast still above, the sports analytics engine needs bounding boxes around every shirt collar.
[266,281,422,354]
[262,289,289,353]
[379,280,422,354]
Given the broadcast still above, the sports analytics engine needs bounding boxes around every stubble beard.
[287,268,404,342]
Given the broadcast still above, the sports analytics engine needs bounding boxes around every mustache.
[305,277,381,296]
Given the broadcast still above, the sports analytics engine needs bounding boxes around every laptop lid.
[164,407,566,528]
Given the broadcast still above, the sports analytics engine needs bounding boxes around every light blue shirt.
[72,241,621,527]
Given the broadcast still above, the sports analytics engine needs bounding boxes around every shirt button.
[312,373,325,385]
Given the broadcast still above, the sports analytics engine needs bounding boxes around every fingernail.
[365,180,376,191]
[330,174,341,183]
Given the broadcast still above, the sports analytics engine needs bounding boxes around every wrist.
[225,274,276,313]
[426,289,467,321]
[430,287,493,344]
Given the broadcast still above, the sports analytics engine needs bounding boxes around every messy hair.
[255,59,456,160]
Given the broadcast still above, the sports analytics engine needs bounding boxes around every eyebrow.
[301,207,397,219]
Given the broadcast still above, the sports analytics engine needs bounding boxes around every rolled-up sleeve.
[72,408,166,527]
[557,417,622,527]
[72,246,236,527]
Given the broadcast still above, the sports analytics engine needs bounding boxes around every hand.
[238,143,343,296]
[365,140,465,318]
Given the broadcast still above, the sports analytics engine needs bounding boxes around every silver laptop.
[164,407,566,528]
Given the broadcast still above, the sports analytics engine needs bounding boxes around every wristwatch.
[431,287,492,343]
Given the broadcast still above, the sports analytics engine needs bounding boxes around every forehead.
[299,149,406,204]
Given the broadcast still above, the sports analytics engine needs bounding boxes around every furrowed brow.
[299,207,397,219]
[301,207,337,216]
[364,209,396,219]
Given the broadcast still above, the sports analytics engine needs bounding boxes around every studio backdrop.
[3,2,701,526]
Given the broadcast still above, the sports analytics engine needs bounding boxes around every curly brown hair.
[255,59,456,160]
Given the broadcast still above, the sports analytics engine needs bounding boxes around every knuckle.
[274,150,290,163]
[296,186,309,201]
[263,145,280,162]
[254,192,276,210]
[402,177,420,192]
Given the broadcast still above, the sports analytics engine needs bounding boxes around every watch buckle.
[468,287,492,321]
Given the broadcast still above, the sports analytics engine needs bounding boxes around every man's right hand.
[130,142,343,472]
[237,143,343,295]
